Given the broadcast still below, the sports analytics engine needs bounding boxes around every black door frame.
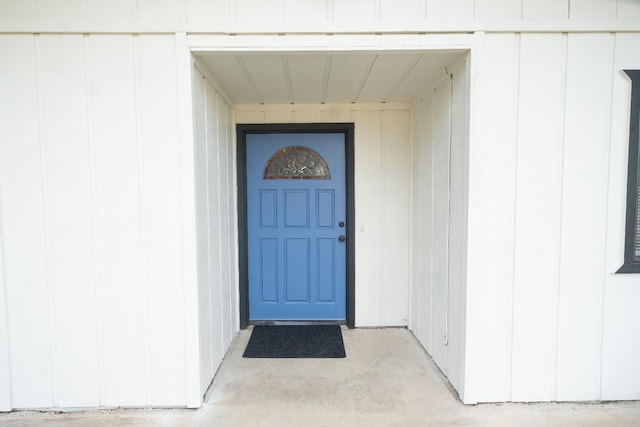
[236,123,356,329]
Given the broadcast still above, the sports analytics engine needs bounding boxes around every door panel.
[259,238,278,302]
[317,238,336,302]
[284,190,309,227]
[246,132,346,321]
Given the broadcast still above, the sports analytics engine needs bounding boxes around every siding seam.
[508,32,522,402]
[230,104,240,332]
[220,91,231,350]
[202,75,219,377]
[132,34,152,406]
[82,33,104,407]
[131,0,138,21]
[553,31,569,401]
[34,33,57,408]
[213,86,225,365]
[379,110,385,324]
[408,106,415,330]
[598,31,617,402]
[226,99,237,342]
[429,88,436,352]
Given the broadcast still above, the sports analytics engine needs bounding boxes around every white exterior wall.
[409,57,469,398]
[463,32,640,403]
[0,33,201,409]
[235,104,411,327]
[192,63,238,396]
[1,0,640,411]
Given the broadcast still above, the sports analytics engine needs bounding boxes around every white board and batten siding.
[0,33,212,409]
[235,105,411,327]
[459,32,640,403]
[409,57,469,398]
[192,62,239,397]
[2,0,640,412]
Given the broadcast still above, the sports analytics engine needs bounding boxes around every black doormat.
[243,325,346,358]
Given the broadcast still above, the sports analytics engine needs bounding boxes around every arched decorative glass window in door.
[263,145,331,179]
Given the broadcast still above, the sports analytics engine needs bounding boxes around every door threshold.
[250,320,347,326]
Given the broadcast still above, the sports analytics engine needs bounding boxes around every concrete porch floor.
[1,327,640,426]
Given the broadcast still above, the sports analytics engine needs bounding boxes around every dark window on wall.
[618,70,640,273]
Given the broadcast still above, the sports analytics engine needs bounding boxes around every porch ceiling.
[196,50,464,105]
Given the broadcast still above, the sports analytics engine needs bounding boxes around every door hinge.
[442,333,448,345]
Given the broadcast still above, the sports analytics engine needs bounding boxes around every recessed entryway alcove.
[188,34,472,402]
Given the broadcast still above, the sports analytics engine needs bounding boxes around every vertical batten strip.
[132,34,152,406]
[34,33,57,408]
[83,33,104,407]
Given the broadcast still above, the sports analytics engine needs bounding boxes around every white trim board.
[1,20,640,35]
[187,34,473,53]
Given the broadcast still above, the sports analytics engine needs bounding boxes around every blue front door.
[246,132,346,321]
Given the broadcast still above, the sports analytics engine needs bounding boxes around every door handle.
[338,235,346,242]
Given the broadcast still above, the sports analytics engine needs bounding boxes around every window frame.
[617,69,640,274]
